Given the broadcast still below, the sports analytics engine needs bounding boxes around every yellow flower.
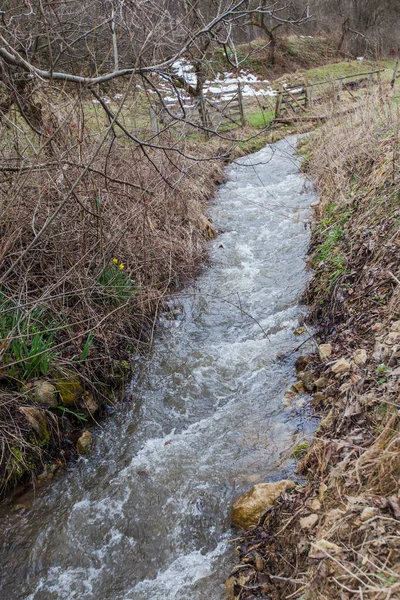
[112,258,118,264]
[119,263,125,270]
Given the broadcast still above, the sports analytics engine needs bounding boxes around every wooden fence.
[204,82,246,129]
[150,63,398,137]
[274,68,388,120]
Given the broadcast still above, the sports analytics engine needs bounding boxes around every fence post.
[149,107,159,137]
[391,60,399,89]
[338,73,343,101]
[275,85,283,119]
[304,79,311,109]
[367,71,374,93]
[237,82,246,127]
[310,78,316,108]
[198,96,210,140]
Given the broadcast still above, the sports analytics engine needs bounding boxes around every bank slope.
[227,93,400,599]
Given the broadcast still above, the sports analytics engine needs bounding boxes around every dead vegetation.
[0,0,326,497]
[211,35,339,80]
[227,91,400,599]
[0,80,228,495]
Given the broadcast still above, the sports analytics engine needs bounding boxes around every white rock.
[318,344,332,360]
[309,539,343,558]
[387,332,400,345]
[331,358,350,374]
[310,498,322,512]
[390,320,400,333]
[300,513,319,530]
[319,483,328,500]
[353,349,368,366]
[372,342,390,362]
[34,381,57,407]
[360,506,377,521]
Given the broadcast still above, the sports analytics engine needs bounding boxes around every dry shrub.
[306,90,399,210]
[300,92,400,599]
[0,81,225,494]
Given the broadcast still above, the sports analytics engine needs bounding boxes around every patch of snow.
[159,64,277,103]
[164,93,192,105]
[220,93,237,101]
[172,59,197,85]
[206,84,237,94]
[241,85,276,98]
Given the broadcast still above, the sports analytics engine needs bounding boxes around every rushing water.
[0,136,317,600]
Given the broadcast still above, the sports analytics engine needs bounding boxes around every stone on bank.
[232,480,295,528]
[56,377,83,405]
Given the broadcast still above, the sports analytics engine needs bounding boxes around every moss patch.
[56,377,83,406]
[291,441,311,459]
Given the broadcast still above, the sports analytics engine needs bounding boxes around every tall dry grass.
[0,82,225,493]
[228,89,400,600]
[298,91,400,599]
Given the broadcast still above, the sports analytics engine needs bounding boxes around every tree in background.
[301,0,400,56]
[250,0,310,66]
[0,1,311,142]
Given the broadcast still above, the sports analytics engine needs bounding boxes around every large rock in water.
[231,480,295,528]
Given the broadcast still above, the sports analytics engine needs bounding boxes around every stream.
[0,135,317,600]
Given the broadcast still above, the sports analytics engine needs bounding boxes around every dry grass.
[0,82,225,496]
[227,89,400,600]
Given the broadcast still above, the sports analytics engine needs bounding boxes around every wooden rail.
[274,68,385,120]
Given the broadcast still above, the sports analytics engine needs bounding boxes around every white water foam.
[128,541,228,600]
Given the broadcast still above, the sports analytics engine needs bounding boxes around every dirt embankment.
[212,35,339,81]
[227,96,400,598]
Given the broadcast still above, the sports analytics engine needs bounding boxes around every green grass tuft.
[0,291,57,381]
[246,109,275,129]
[97,260,137,307]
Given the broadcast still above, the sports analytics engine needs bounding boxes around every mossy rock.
[56,377,83,406]
[76,431,93,455]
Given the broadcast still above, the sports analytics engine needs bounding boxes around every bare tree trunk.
[251,15,283,67]
[337,18,349,53]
